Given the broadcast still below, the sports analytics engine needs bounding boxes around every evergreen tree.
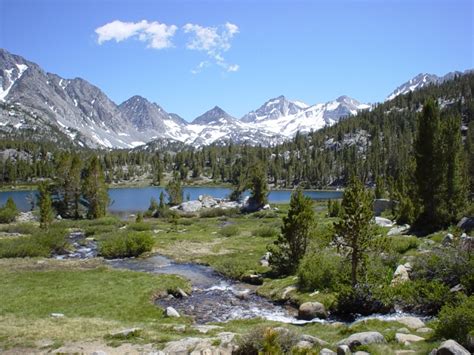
[37,181,54,229]
[165,173,183,206]
[374,175,385,199]
[247,165,268,209]
[69,155,83,219]
[82,156,109,219]
[333,176,374,287]
[269,188,316,275]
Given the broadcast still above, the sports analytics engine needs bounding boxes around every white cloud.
[95,20,177,49]
[183,22,239,73]
[191,61,210,75]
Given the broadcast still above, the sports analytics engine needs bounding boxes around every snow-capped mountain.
[0,48,405,149]
[386,70,473,101]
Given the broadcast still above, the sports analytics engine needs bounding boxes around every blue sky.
[0,0,473,120]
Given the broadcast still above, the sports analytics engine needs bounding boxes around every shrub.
[0,197,19,223]
[213,258,250,279]
[219,224,239,237]
[388,279,453,315]
[252,210,278,219]
[0,222,38,235]
[99,231,154,259]
[0,228,68,258]
[200,208,239,218]
[335,283,391,316]
[236,326,300,355]
[298,251,342,292]
[252,225,278,238]
[436,296,474,350]
[386,236,419,254]
[128,222,153,231]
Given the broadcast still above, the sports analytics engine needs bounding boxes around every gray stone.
[416,327,433,333]
[373,199,395,216]
[437,339,470,355]
[300,334,328,346]
[396,327,411,334]
[180,200,202,213]
[233,289,250,300]
[50,313,64,318]
[281,286,297,299]
[388,224,411,236]
[173,325,186,332]
[177,287,188,297]
[263,204,271,210]
[442,233,454,246]
[354,352,371,355]
[162,337,213,353]
[192,325,223,334]
[392,264,410,285]
[337,331,386,348]
[397,316,425,329]
[165,306,180,318]
[395,351,416,355]
[395,333,425,344]
[295,340,313,349]
[320,349,337,355]
[201,195,218,208]
[298,301,328,320]
[457,216,474,232]
[337,344,351,355]
[460,234,474,252]
[375,216,394,227]
[109,327,141,338]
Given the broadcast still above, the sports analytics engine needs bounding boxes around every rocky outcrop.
[298,302,328,320]
[165,306,180,318]
[395,333,425,344]
[391,264,411,285]
[337,331,386,348]
[457,217,474,233]
[396,316,425,329]
[433,339,470,355]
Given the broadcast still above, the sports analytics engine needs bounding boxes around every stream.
[56,232,425,325]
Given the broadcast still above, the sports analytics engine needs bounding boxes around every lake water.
[0,186,342,212]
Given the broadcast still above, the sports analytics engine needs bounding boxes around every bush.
[298,251,342,292]
[219,224,239,237]
[99,231,154,259]
[388,279,453,315]
[252,225,278,238]
[200,208,239,218]
[128,222,153,231]
[236,326,300,355]
[335,283,391,316]
[436,296,474,350]
[0,197,18,223]
[0,228,68,258]
[213,258,250,279]
[0,222,38,235]
[386,236,419,254]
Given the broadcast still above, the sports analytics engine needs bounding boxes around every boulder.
[295,340,313,349]
[396,327,411,334]
[395,351,416,355]
[179,200,202,213]
[162,337,213,353]
[320,349,337,355]
[460,234,473,253]
[281,286,297,299]
[391,264,410,285]
[233,289,250,300]
[298,302,328,320]
[337,331,386,348]
[457,217,474,232]
[218,201,241,209]
[337,344,351,355]
[201,195,218,208]
[388,224,411,236]
[109,327,141,338]
[50,313,64,318]
[299,334,328,347]
[442,233,454,246]
[397,316,425,329]
[375,216,394,227]
[354,352,371,355]
[165,306,180,318]
[436,339,470,355]
[263,204,271,210]
[177,287,189,298]
[242,274,263,285]
[416,327,433,334]
[192,325,223,334]
[395,333,425,344]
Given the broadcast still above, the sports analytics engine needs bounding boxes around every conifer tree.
[333,176,374,287]
[82,156,109,219]
[38,181,54,229]
[165,173,183,206]
[269,188,316,275]
[247,165,268,209]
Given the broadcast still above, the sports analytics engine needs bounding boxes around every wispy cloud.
[95,20,177,49]
[183,22,240,73]
[95,20,239,73]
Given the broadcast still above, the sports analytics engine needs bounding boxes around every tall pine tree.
[82,156,109,219]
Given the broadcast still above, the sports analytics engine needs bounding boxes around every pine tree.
[38,181,54,229]
[333,176,374,287]
[269,188,316,275]
[165,173,183,206]
[82,156,109,219]
[69,155,83,219]
[247,165,268,209]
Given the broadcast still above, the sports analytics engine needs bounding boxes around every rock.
[442,233,454,246]
[242,274,263,285]
[165,306,180,318]
[16,211,37,222]
[457,217,474,232]
[173,325,186,332]
[300,334,329,347]
[162,337,213,353]
[110,327,141,338]
[192,325,223,334]
[56,214,62,220]
[295,340,313,349]
[373,199,395,216]
[218,201,241,209]
[320,349,337,355]
[354,352,371,355]
[388,224,411,236]
[50,313,64,318]
[260,252,271,267]
[337,331,386,348]
[216,332,236,345]
[391,264,410,285]
[395,333,425,344]
[397,316,425,329]
[36,339,54,348]
[337,344,351,355]
[281,286,297,299]
[298,302,328,320]
[233,289,250,300]
[201,195,218,208]
[375,216,394,227]
[260,259,269,267]
[436,339,470,355]
[179,200,202,213]
[396,327,411,334]
[416,327,433,333]
[263,204,271,210]
[177,287,189,298]
[395,351,416,355]
[92,351,107,355]
[460,234,474,252]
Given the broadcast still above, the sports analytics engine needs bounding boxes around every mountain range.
[0,48,470,149]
